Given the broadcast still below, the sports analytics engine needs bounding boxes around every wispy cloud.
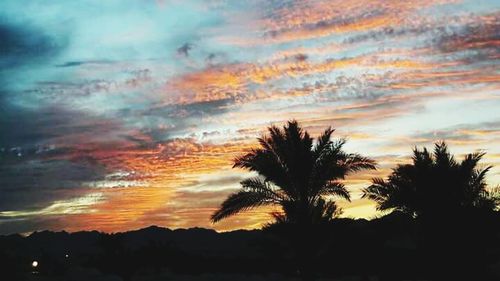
[1,0,499,234]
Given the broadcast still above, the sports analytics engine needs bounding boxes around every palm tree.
[361,142,497,217]
[362,142,498,278]
[211,120,376,225]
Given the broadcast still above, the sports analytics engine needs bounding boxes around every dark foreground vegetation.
[1,212,499,281]
[2,121,499,281]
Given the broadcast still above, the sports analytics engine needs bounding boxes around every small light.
[65,254,69,258]
[32,261,38,268]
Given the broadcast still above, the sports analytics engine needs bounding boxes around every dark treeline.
[1,215,499,281]
[2,121,499,280]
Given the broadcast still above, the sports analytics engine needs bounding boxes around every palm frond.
[310,198,342,223]
[233,148,294,197]
[344,153,377,173]
[240,177,285,201]
[211,190,278,223]
[362,178,392,209]
[320,181,350,202]
[313,127,335,156]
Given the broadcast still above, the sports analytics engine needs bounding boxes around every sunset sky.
[1,0,499,234]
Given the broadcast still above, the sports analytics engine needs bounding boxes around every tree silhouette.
[211,120,376,225]
[362,142,498,279]
[362,142,497,217]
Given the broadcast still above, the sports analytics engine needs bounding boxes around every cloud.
[1,0,500,234]
[434,14,500,53]
[177,43,193,57]
[0,20,67,68]
[55,60,114,68]
[0,158,107,212]
[229,0,454,45]
[410,121,500,146]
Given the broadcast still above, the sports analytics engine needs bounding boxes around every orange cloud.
[47,138,258,232]
[255,0,456,44]
[162,53,443,106]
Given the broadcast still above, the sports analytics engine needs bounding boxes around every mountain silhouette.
[2,215,500,281]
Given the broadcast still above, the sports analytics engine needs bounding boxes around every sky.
[0,0,499,234]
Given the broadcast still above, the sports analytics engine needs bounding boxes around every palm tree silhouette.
[362,142,498,279]
[212,120,376,225]
[362,142,497,217]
